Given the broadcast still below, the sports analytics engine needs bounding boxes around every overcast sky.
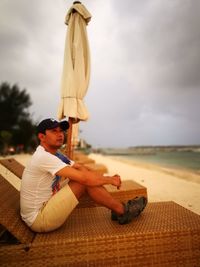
[1,0,200,148]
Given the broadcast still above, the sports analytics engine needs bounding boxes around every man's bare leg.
[68,181,124,215]
[86,186,124,215]
[68,181,86,199]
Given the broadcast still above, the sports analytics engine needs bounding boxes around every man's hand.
[57,166,122,188]
[111,174,121,190]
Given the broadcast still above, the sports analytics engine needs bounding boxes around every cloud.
[0,0,200,147]
[113,0,200,90]
[0,0,67,120]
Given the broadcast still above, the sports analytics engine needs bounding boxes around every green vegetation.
[0,82,37,154]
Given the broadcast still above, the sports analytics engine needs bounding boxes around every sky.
[1,0,200,148]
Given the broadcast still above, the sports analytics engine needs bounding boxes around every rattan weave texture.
[0,157,105,176]
[73,152,95,164]
[84,163,108,174]
[0,174,35,245]
[0,157,147,208]
[77,180,147,208]
[1,202,200,266]
[0,158,24,179]
[1,158,199,266]
[27,202,200,266]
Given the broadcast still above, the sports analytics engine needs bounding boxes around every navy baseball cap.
[37,118,69,134]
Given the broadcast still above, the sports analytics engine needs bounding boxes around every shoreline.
[89,153,200,215]
[107,155,200,184]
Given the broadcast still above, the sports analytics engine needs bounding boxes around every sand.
[89,153,200,215]
[1,152,200,215]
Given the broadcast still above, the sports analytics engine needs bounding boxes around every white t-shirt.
[20,145,73,226]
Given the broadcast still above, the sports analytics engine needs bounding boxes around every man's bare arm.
[72,163,92,171]
[56,166,121,188]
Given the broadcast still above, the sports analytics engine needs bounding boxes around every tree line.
[0,82,37,155]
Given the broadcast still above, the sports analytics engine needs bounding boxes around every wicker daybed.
[0,173,200,266]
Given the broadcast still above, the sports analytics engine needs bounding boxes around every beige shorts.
[31,184,79,232]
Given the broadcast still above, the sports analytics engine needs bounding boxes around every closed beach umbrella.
[58,1,91,157]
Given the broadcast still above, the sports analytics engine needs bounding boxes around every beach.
[88,153,200,215]
[1,152,200,215]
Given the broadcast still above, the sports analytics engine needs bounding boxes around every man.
[20,118,147,232]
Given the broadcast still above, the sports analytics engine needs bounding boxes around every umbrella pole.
[66,117,73,159]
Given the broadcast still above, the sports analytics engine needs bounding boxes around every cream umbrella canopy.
[58,1,91,158]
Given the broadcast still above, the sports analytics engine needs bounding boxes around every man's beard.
[50,142,63,150]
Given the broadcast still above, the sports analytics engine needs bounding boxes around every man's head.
[37,118,69,152]
[37,118,69,134]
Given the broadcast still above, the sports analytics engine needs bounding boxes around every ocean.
[111,151,200,172]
